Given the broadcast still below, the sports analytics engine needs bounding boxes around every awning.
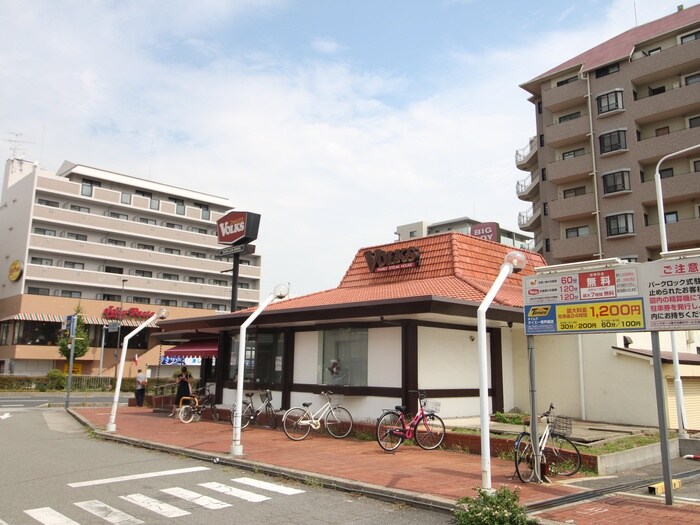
[163,340,219,358]
[0,313,64,322]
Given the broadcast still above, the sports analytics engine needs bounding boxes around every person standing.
[169,366,192,416]
[135,369,147,407]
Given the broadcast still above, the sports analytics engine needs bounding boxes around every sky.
[1,0,695,297]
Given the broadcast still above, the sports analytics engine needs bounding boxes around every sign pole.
[230,252,240,312]
[651,331,674,505]
[64,315,78,409]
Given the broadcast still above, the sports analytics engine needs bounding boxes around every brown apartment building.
[516,4,700,264]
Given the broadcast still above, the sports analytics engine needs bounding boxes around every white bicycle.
[282,391,353,440]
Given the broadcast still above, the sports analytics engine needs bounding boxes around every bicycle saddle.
[395,405,408,413]
[302,402,312,407]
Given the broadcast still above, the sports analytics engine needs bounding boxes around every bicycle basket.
[423,400,441,414]
[330,393,344,406]
[260,391,272,404]
[552,415,572,437]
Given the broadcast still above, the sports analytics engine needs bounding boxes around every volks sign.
[364,247,420,273]
[217,211,261,245]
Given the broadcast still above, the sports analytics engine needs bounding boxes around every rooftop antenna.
[6,132,33,159]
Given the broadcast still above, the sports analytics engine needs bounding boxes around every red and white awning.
[163,340,219,359]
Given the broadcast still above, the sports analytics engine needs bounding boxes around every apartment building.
[395,218,532,250]
[515,4,700,264]
[0,158,261,376]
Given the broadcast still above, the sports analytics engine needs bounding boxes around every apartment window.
[191,227,208,234]
[556,75,578,87]
[602,170,631,194]
[238,282,250,289]
[134,269,152,278]
[63,261,84,269]
[109,211,128,220]
[545,239,550,252]
[188,276,205,284]
[566,226,589,238]
[121,192,132,205]
[562,148,585,160]
[689,116,700,129]
[684,72,700,85]
[60,290,82,299]
[541,168,546,181]
[132,297,151,304]
[563,186,586,198]
[559,111,581,123]
[150,198,160,210]
[212,279,228,286]
[606,213,634,236]
[659,167,674,179]
[539,134,544,147]
[37,199,59,207]
[165,222,183,230]
[647,47,661,55]
[693,159,700,172]
[31,257,53,266]
[137,243,154,251]
[665,211,678,224]
[169,197,185,215]
[163,247,181,255]
[107,239,126,246]
[190,251,206,259]
[597,91,623,114]
[648,85,666,97]
[28,287,50,296]
[680,30,700,44]
[81,178,100,197]
[184,301,203,309]
[34,227,56,236]
[194,202,210,220]
[211,304,227,311]
[70,204,90,213]
[542,202,548,216]
[162,273,179,281]
[599,130,627,154]
[135,190,152,198]
[318,328,368,387]
[102,294,121,301]
[66,232,88,241]
[537,101,542,114]
[159,299,177,307]
[139,217,156,225]
[105,266,124,274]
[595,62,619,78]
[620,256,639,263]
[655,126,670,136]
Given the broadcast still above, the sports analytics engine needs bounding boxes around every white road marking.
[160,487,232,510]
[0,518,10,524]
[199,481,270,502]
[0,413,11,420]
[68,466,209,487]
[74,500,143,525]
[232,477,305,495]
[24,507,81,524]
[120,494,190,517]
[0,404,24,407]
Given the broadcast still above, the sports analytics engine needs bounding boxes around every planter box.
[596,439,679,476]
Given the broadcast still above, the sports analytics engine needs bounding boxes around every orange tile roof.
[265,232,545,311]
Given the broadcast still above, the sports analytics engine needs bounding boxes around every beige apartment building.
[516,4,700,263]
[0,158,261,376]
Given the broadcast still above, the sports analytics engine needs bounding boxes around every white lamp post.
[106,308,168,432]
[231,283,289,456]
[654,143,700,440]
[477,251,527,490]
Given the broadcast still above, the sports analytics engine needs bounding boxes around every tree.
[58,306,90,360]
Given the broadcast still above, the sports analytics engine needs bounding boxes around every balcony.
[628,37,700,86]
[631,81,700,124]
[515,172,540,201]
[635,126,700,164]
[547,152,592,184]
[515,136,538,171]
[518,205,541,232]
[548,192,595,221]
[639,216,700,253]
[545,114,590,148]
[541,78,587,113]
[551,233,599,261]
[637,169,700,205]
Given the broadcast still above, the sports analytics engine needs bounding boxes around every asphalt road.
[0,392,129,410]
[0,407,455,524]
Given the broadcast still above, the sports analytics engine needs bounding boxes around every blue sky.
[0,0,694,296]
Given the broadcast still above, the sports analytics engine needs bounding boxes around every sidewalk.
[69,406,700,524]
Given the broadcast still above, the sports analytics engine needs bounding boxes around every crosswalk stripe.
[232,477,305,495]
[120,494,190,518]
[74,500,143,525]
[24,507,81,525]
[68,466,210,487]
[0,518,9,525]
[199,482,270,502]
[160,487,232,510]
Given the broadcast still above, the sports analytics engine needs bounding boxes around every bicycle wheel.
[544,435,581,477]
[262,403,278,429]
[414,413,445,450]
[179,405,195,424]
[376,411,405,452]
[231,401,254,429]
[209,402,220,421]
[324,406,353,438]
[283,407,311,441]
[514,432,536,483]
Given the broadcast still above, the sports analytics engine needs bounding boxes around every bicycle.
[231,389,278,430]
[375,391,446,451]
[282,391,353,440]
[178,388,219,423]
[514,402,581,482]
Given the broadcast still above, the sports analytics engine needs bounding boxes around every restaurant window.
[230,332,285,386]
[318,328,368,387]
[14,320,60,345]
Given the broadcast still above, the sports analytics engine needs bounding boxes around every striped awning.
[164,340,218,358]
[0,313,63,322]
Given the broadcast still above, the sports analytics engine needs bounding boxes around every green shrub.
[455,487,536,525]
[46,369,66,390]
[491,412,527,425]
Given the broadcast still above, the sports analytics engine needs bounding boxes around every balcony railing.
[515,136,537,164]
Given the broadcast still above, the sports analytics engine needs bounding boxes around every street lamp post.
[654,143,700,440]
[231,284,289,456]
[105,308,168,432]
[477,251,527,491]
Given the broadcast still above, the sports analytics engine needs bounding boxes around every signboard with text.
[639,257,700,331]
[216,211,260,245]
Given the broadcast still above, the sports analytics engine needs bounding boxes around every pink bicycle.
[376,391,446,451]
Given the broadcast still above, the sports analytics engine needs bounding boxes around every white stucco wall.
[293,331,319,384]
[367,327,401,387]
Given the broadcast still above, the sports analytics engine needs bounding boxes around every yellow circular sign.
[8,259,23,282]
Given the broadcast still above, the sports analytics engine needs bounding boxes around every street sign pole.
[64,315,78,409]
